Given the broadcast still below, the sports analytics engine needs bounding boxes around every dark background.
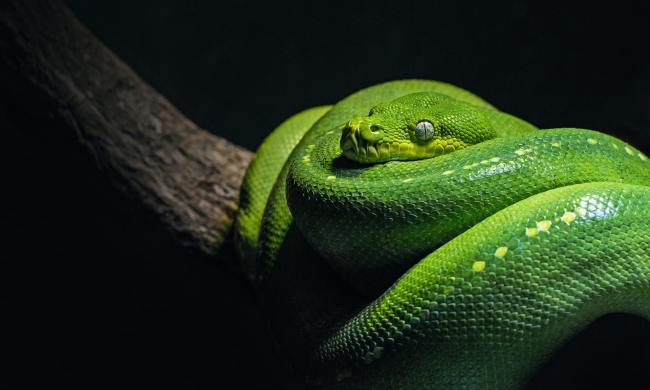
[5,1,649,389]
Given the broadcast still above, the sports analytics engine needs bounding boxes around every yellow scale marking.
[625,146,634,155]
[527,210,580,238]
[472,261,486,272]
[402,178,414,183]
[526,227,538,237]
[494,246,509,258]
[326,175,336,181]
[560,211,577,224]
[587,138,598,145]
[442,170,455,176]
[536,220,552,233]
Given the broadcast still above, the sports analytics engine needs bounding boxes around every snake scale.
[234,80,650,389]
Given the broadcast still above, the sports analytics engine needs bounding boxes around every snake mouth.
[341,129,464,163]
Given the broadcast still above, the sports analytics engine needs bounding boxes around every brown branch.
[0,0,252,255]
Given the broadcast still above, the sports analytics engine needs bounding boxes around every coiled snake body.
[235,80,650,389]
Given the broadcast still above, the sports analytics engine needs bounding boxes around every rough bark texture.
[0,0,252,255]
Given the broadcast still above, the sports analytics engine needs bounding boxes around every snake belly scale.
[234,80,650,389]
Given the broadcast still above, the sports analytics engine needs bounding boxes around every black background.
[5,1,649,389]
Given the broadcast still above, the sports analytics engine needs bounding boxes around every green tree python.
[234,80,650,389]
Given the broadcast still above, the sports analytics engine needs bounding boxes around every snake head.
[340,92,497,163]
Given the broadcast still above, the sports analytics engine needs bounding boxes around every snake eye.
[415,120,435,141]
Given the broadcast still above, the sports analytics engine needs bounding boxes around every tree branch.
[0,0,252,255]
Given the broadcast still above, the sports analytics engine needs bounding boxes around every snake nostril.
[360,124,383,142]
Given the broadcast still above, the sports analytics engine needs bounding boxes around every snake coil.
[235,80,650,389]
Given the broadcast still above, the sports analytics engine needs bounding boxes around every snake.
[234,80,650,389]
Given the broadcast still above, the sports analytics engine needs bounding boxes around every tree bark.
[0,0,252,255]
